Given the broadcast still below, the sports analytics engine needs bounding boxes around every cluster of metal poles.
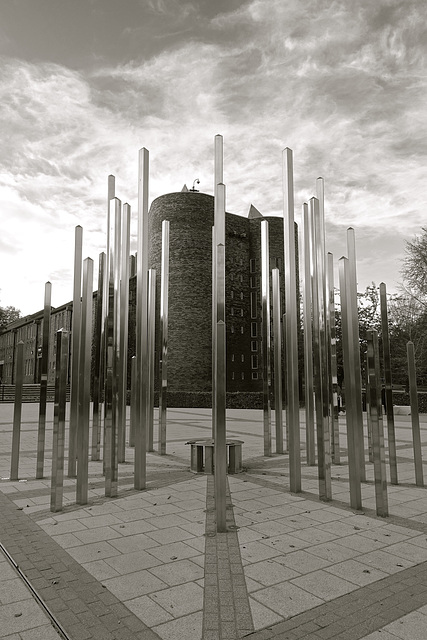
[8,138,425,529]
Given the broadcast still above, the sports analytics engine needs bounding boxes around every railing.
[0,384,71,403]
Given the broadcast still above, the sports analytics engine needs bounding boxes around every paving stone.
[290,569,357,601]
[150,582,204,617]
[153,611,203,640]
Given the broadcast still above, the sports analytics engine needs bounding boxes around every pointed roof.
[248,204,263,219]
[181,184,189,192]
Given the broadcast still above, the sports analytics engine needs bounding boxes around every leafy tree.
[401,228,427,303]
[0,305,21,333]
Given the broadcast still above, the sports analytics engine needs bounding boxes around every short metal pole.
[76,258,93,506]
[272,268,283,454]
[380,283,398,484]
[51,329,69,512]
[36,281,51,479]
[10,341,24,481]
[68,225,83,477]
[407,341,424,487]
[367,329,388,517]
[147,269,156,452]
[92,252,106,461]
[339,257,362,510]
[327,253,340,464]
[130,355,136,447]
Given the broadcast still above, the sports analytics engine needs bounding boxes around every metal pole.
[380,283,398,484]
[76,257,93,505]
[135,148,149,490]
[10,341,24,481]
[36,281,52,479]
[130,355,136,447]
[272,268,283,454]
[339,257,362,509]
[92,252,106,461]
[118,203,130,462]
[347,228,366,481]
[147,269,156,452]
[366,329,388,517]
[102,176,115,468]
[302,203,315,466]
[215,240,227,532]
[407,341,424,487]
[105,198,121,498]
[50,329,69,512]
[312,196,331,501]
[327,253,340,464]
[212,134,223,440]
[316,182,333,482]
[282,148,301,493]
[159,220,170,455]
[261,220,271,457]
[68,225,83,477]
[214,178,227,533]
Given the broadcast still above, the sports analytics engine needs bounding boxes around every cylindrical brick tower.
[149,192,214,395]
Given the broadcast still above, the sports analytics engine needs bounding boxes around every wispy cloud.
[0,0,426,313]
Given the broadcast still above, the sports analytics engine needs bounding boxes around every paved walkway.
[0,404,427,639]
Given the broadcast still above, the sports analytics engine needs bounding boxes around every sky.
[0,0,426,316]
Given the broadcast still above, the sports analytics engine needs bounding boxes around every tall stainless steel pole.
[302,203,315,466]
[366,329,389,517]
[105,198,121,498]
[214,181,227,533]
[272,268,283,454]
[102,176,115,467]
[50,329,69,513]
[159,220,170,455]
[282,148,301,493]
[76,257,93,505]
[339,257,362,509]
[68,225,83,477]
[212,134,223,439]
[118,203,130,462]
[261,220,271,457]
[36,281,51,478]
[10,341,24,481]
[135,148,149,490]
[407,341,424,487]
[379,283,397,484]
[311,196,331,501]
[347,228,366,481]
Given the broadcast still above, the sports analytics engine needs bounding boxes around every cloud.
[0,0,426,313]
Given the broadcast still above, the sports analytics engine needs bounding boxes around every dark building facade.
[147,190,297,405]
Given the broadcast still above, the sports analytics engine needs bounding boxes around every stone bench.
[185,438,244,474]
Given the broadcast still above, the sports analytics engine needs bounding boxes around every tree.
[401,228,427,303]
[0,305,21,333]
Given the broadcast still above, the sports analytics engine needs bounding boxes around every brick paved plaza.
[1,403,427,639]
